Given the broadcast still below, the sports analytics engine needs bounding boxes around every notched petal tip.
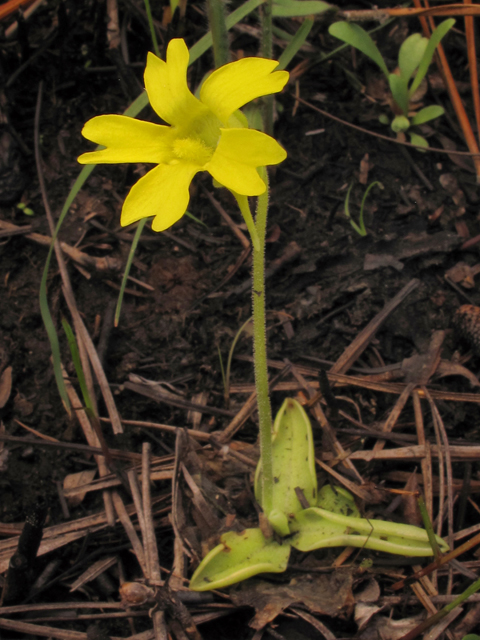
[166,37,190,61]
[144,38,203,127]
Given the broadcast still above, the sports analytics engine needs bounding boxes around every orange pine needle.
[0,0,37,22]
[464,0,480,147]
[387,4,480,18]
[413,0,480,182]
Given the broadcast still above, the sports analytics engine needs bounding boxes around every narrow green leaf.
[143,0,160,57]
[388,73,409,116]
[39,164,96,413]
[272,0,332,17]
[277,18,314,70]
[61,318,96,414]
[409,18,455,97]
[410,104,444,126]
[357,181,382,236]
[115,218,147,327]
[329,22,389,77]
[291,507,449,555]
[39,276,70,413]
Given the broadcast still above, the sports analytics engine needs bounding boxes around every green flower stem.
[252,167,273,517]
[260,0,273,60]
[233,176,273,516]
[206,0,230,68]
[232,193,261,251]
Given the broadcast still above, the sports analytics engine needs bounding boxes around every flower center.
[171,137,213,167]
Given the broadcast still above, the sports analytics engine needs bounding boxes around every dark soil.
[1,2,480,639]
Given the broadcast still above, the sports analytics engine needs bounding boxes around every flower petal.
[200,58,289,124]
[206,128,286,195]
[78,115,173,164]
[121,162,199,232]
[144,41,207,128]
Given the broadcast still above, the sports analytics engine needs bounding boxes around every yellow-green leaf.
[189,528,290,591]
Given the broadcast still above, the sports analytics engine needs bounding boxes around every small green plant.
[16,202,34,216]
[189,398,449,591]
[329,19,455,147]
[344,180,383,236]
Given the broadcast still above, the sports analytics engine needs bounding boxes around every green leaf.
[409,132,429,149]
[61,318,95,414]
[189,529,290,591]
[328,22,389,77]
[391,114,410,133]
[290,507,449,555]
[410,104,444,125]
[409,18,455,97]
[255,398,317,534]
[272,0,331,17]
[398,33,428,82]
[388,74,409,116]
[115,218,147,327]
[277,18,314,70]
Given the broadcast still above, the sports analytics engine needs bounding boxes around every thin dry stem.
[111,491,147,576]
[142,442,161,583]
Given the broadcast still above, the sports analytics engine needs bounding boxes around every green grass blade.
[358,181,382,236]
[61,317,96,415]
[225,316,253,404]
[39,164,96,413]
[115,217,147,327]
[277,18,314,70]
[39,271,70,413]
[143,0,160,57]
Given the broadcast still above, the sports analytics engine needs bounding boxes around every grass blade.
[278,18,314,70]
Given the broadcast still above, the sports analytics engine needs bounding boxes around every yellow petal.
[78,115,173,164]
[200,58,289,124]
[206,128,286,195]
[144,41,207,128]
[120,162,199,232]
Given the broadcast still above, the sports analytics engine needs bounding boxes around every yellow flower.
[78,39,288,232]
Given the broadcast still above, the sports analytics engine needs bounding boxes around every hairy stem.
[252,167,273,516]
[206,0,230,68]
